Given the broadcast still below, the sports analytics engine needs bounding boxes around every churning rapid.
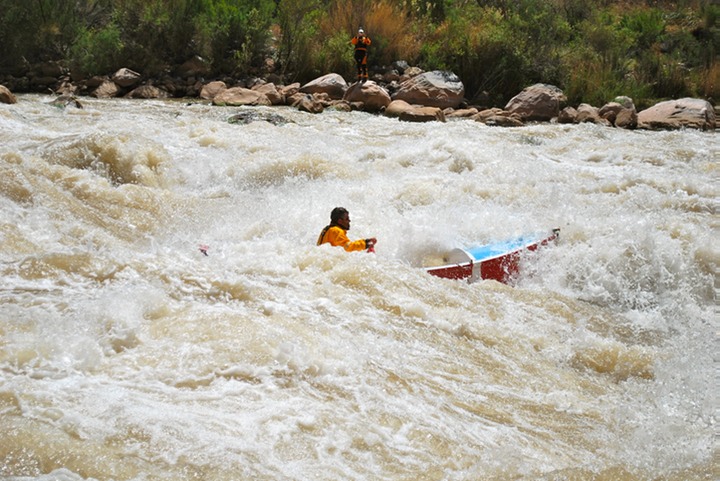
[0,95,717,481]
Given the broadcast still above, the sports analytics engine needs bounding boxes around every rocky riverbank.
[0,60,716,131]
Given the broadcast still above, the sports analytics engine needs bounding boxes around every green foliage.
[313,31,356,80]
[0,0,715,105]
[502,2,570,90]
[418,7,530,103]
[562,43,655,108]
[618,8,665,49]
[68,24,124,76]
[562,6,698,106]
[403,0,448,22]
[194,0,275,74]
[275,0,323,80]
[0,0,97,69]
[96,0,192,74]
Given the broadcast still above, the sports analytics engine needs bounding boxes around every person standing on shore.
[317,207,377,252]
[351,27,371,82]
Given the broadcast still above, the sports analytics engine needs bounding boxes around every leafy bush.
[69,24,124,77]
[107,0,199,74]
[275,0,323,81]
[0,0,88,70]
[312,30,355,80]
[618,7,665,50]
[202,0,275,75]
[562,44,654,108]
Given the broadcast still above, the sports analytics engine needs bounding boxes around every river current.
[0,95,717,480]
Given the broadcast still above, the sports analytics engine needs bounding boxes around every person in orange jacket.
[317,207,377,252]
[351,27,371,81]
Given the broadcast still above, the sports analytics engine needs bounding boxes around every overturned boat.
[425,229,560,284]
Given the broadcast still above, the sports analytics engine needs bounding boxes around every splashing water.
[0,96,717,480]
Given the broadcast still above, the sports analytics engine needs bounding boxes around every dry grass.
[320,0,420,66]
[702,61,720,98]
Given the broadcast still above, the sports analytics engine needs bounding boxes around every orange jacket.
[317,225,368,252]
[351,35,371,51]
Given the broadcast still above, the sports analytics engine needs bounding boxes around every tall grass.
[317,0,419,73]
[701,61,719,98]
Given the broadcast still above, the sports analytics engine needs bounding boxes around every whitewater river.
[0,95,717,480]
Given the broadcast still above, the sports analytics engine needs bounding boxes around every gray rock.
[0,85,17,104]
[213,87,272,106]
[504,84,566,121]
[228,111,290,126]
[112,68,142,88]
[299,73,348,100]
[343,81,391,112]
[638,98,715,130]
[392,70,464,109]
[399,106,446,122]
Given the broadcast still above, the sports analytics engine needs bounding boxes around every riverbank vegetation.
[0,0,717,108]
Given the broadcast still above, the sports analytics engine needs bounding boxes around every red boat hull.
[425,229,559,284]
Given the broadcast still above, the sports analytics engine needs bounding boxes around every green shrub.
[0,0,87,69]
[618,8,665,49]
[69,24,124,77]
[275,0,323,81]
[313,30,355,80]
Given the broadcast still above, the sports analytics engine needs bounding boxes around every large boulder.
[391,70,464,109]
[200,81,227,100]
[125,84,169,99]
[638,98,715,130]
[576,103,611,126]
[472,108,506,123]
[112,68,142,88]
[300,73,348,100]
[86,76,108,88]
[252,83,285,105]
[484,114,524,127]
[0,85,17,104]
[599,100,637,129]
[293,94,324,114]
[213,87,272,106]
[343,81,391,112]
[446,107,479,119]
[281,82,301,99]
[473,108,524,127]
[505,84,566,121]
[92,80,121,98]
[598,101,626,124]
[384,99,414,118]
[328,100,352,112]
[615,108,638,129]
[399,106,446,123]
[558,106,578,124]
